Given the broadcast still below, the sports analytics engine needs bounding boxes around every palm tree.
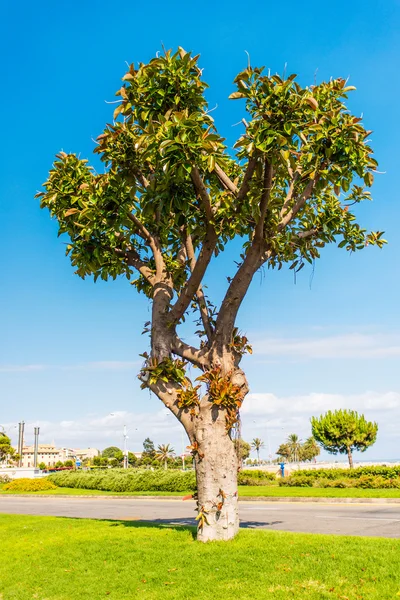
[286,434,302,463]
[251,438,265,465]
[155,444,175,470]
[302,436,320,462]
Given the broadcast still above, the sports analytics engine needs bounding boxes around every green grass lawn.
[0,514,399,600]
[1,484,400,498]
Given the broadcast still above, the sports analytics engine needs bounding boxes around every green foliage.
[102,446,122,459]
[301,436,321,461]
[238,469,276,485]
[0,432,15,461]
[38,462,46,470]
[37,48,385,304]
[311,409,378,459]
[292,466,400,480]
[234,439,251,461]
[48,469,196,492]
[142,438,155,457]
[64,460,74,468]
[276,434,320,462]
[280,474,400,489]
[155,444,175,469]
[280,467,400,489]
[3,478,57,492]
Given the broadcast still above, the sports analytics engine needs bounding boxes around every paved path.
[1,496,399,538]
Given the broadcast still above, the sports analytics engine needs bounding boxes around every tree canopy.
[102,446,122,459]
[0,432,15,462]
[38,47,385,541]
[311,409,378,468]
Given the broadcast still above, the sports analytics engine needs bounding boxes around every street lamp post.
[17,421,25,467]
[33,427,40,468]
[123,425,128,469]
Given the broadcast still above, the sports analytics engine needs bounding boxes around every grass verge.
[1,484,400,498]
[0,514,399,600]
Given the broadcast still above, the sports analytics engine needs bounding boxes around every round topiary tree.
[37,48,385,541]
[311,409,378,468]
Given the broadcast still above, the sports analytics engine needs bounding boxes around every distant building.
[74,448,100,461]
[20,444,74,468]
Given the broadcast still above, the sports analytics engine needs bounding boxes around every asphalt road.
[1,496,400,537]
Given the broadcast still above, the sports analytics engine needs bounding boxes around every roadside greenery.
[311,409,378,468]
[3,478,57,492]
[280,466,400,488]
[47,469,276,492]
[276,435,320,462]
[1,515,399,600]
[48,469,197,492]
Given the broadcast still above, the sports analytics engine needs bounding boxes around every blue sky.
[1,0,399,461]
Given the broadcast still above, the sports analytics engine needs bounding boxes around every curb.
[2,494,400,504]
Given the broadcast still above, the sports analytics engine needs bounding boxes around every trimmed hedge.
[48,469,197,492]
[291,466,400,480]
[3,478,57,492]
[238,469,276,486]
[280,474,400,489]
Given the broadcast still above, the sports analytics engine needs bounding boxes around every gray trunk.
[194,408,239,542]
[347,447,354,469]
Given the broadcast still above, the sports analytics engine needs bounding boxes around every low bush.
[280,474,400,489]
[279,476,314,488]
[238,470,276,486]
[48,469,197,492]
[291,466,400,480]
[3,478,57,492]
[0,475,12,484]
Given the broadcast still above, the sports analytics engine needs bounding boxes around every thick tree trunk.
[194,409,239,542]
[347,447,354,469]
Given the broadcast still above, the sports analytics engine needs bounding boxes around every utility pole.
[33,427,40,468]
[17,421,25,467]
[123,425,128,469]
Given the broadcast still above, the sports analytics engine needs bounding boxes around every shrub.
[291,466,400,480]
[238,470,276,486]
[3,478,57,492]
[279,476,314,487]
[48,469,197,492]
[279,473,400,489]
[0,474,12,484]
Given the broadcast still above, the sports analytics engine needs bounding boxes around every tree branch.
[114,248,155,283]
[236,157,258,203]
[214,164,238,194]
[126,212,164,277]
[170,335,210,369]
[278,177,318,230]
[213,158,258,204]
[168,226,218,326]
[213,243,270,348]
[191,166,214,220]
[254,160,273,241]
[185,233,214,342]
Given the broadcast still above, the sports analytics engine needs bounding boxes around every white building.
[20,444,74,468]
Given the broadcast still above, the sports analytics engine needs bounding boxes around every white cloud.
[4,390,399,460]
[252,332,400,360]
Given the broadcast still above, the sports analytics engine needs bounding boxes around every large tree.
[0,432,15,464]
[311,409,378,468]
[38,48,385,541]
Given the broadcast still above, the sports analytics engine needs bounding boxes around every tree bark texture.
[347,447,354,469]
[194,405,239,542]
